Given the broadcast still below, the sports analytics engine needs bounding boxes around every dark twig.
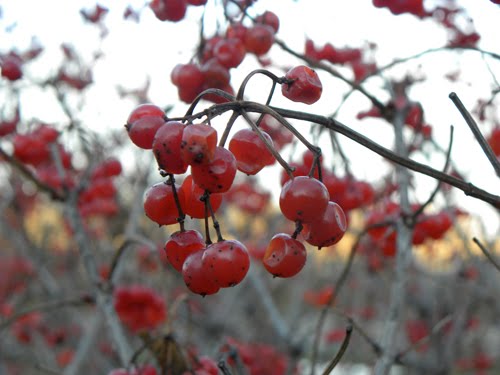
[0,296,93,332]
[449,92,500,177]
[473,237,500,273]
[395,315,453,361]
[310,228,363,375]
[321,325,353,375]
[0,147,67,201]
[167,100,500,208]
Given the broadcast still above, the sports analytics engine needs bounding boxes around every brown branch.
[321,325,353,375]
[0,147,67,201]
[170,99,500,208]
[473,237,500,273]
[0,296,93,332]
[449,92,500,177]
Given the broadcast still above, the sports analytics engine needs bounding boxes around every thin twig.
[0,296,93,332]
[473,237,500,273]
[395,315,453,361]
[449,92,500,177]
[321,325,353,375]
[0,147,67,201]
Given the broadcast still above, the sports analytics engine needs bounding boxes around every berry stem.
[291,221,303,240]
[219,111,240,148]
[203,196,212,246]
[203,191,224,242]
[241,109,295,179]
[236,68,289,101]
[166,173,185,232]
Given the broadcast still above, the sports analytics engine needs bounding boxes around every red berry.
[126,104,165,149]
[213,38,246,69]
[153,121,188,174]
[171,63,205,103]
[282,66,322,105]
[303,201,347,248]
[150,0,187,22]
[255,11,280,34]
[182,250,220,296]
[279,176,330,223]
[229,128,275,175]
[262,233,307,278]
[226,23,247,43]
[487,126,500,156]
[127,104,164,124]
[244,24,275,56]
[202,240,250,287]
[191,147,237,193]
[1,54,23,81]
[180,174,223,219]
[165,229,206,272]
[113,285,166,333]
[180,124,218,165]
[143,182,184,226]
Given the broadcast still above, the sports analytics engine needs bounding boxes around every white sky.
[1,0,500,236]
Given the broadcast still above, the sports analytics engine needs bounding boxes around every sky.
[1,0,499,237]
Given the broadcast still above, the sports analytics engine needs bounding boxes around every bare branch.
[448,92,500,177]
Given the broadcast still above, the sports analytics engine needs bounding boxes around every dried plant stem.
[449,92,500,177]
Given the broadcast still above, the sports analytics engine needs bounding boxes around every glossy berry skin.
[244,24,275,56]
[304,201,347,248]
[152,121,188,174]
[150,0,187,22]
[191,147,237,193]
[255,11,280,33]
[180,124,218,165]
[263,233,307,278]
[282,66,322,105]
[213,38,246,69]
[127,104,165,124]
[180,174,223,219]
[280,176,330,223]
[229,128,275,175]
[143,182,184,226]
[182,250,220,296]
[164,229,206,272]
[171,63,205,103]
[202,240,250,288]
[201,58,230,89]
[1,54,23,81]
[126,104,165,149]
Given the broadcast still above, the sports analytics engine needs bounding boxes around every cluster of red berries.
[221,337,290,375]
[305,39,377,82]
[4,120,122,218]
[365,202,456,257]
[372,0,429,17]
[125,64,346,294]
[150,0,207,22]
[113,285,167,333]
[357,101,433,139]
[1,44,43,82]
[169,9,279,103]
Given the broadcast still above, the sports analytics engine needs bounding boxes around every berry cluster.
[113,285,167,333]
[365,202,456,257]
[305,39,377,82]
[166,5,280,103]
[126,65,348,295]
[372,0,429,17]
